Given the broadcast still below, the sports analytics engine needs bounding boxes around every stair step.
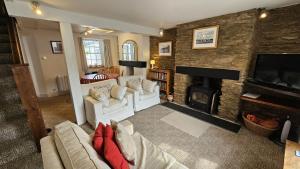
[0,17,8,24]
[0,53,11,64]
[0,34,9,43]
[0,117,31,144]
[0,103,26,123]
[0,152,43,169]
[0,75,16,89]
[0,25,8,34]
[0,42,11,53]
[0,135,38,166]
[0,88,21,104]
[0,64,13,78]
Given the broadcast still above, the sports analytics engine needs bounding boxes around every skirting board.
[162,102,241,133]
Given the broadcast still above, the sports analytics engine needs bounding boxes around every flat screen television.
[253,54,300,92]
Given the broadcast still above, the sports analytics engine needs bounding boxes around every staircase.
[0,16,43,169]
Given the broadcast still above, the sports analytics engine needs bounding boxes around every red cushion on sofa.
[104,125,129,169]
[93,122,105,156]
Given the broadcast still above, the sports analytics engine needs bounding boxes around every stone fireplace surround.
[173,10,258,122]
[175,66,240,119]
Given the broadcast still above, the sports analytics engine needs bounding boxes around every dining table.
[80,73,119,84]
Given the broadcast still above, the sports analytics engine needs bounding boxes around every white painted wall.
[20,28,67,97]
[118,32,150,75]
[19,27,119,97]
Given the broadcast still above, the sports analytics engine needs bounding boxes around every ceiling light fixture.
[159,28,164,37]
[259,9,268,19]
[32,1,42,15]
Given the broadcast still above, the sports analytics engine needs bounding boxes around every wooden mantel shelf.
[240,96,300,113]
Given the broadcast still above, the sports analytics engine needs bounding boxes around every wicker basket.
[242,112,279,137]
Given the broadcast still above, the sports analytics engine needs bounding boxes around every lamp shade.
[150,60,155,65]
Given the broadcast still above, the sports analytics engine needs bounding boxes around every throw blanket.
[130,132,188,169]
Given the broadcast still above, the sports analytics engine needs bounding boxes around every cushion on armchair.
[89,88,109,106]
[142,79,157,93]
[127,79,144,94]
[111,85,127,100]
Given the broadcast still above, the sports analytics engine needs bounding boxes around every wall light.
[32,1,42,15]
[259,9,268,19]
[159,28,164,37]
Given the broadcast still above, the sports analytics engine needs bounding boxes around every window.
[122,40,137,61]
[82,39,104,67]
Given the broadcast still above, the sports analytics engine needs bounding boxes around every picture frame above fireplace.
[192,25,219,49]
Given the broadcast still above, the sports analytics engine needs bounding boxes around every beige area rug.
[127,105,284,169]
[161,111,211,138]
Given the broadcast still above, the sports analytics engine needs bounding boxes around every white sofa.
[81,79,134,128]
[118,75,160,111]
[40,120,188,169]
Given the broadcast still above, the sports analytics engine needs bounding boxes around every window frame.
[122,40,137,61]
[82,38,105,68]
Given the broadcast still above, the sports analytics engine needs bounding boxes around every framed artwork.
[50,41,63,54]
[192,25,219,49]
[159,41,172,56]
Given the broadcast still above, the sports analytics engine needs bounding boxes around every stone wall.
[257,4,300,53]
[248,4,300,77]
[174,10,258,121]
[150,28,176,93]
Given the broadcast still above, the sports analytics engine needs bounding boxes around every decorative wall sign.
[50,41,63,54]
[192,26,219,49]
[159,41,172,56]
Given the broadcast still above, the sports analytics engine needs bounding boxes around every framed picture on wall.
[192,25,219,49]
[50,41,63,54]
[159,41,172,56]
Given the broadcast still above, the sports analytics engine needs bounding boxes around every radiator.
[56,75,70,93]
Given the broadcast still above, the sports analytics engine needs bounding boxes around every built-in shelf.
[148,69,171,98]
[240,95,300,113]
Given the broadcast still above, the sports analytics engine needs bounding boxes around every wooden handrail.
[11,64,47,150]
[7,17,24,64]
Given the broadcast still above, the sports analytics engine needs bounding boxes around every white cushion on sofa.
[89,88,109,106]
[103,98,127,113]
[127,79,144,94]
[54,121,111,169]
[111,85,127,100]
[142,79,157,93]
[139,90,156,101]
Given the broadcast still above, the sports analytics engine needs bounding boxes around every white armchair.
[118,76,160,111]
[81,79,134,128]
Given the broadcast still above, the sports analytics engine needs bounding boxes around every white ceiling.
[16,17,120,36]
[35,0,299,28]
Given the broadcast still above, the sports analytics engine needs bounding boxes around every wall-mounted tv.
[253,54,300,92]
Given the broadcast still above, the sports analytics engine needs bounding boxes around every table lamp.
[150,59,155,69]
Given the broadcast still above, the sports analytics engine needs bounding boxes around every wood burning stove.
[188,77,221,114]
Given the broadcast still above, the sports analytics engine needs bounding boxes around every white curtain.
[103,39,113,67]
[78,37,88,73]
